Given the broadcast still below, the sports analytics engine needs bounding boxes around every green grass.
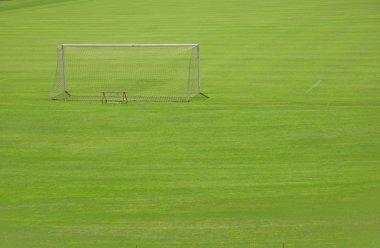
[1,0,380,247]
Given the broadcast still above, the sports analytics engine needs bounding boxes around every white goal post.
[49,44,204,102]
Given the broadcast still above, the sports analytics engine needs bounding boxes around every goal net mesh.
[49,45,199,102]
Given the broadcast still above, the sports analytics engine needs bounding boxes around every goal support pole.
[197,44,201,94]
[61,45,67,92]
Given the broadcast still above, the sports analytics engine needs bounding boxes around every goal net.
[49,44,201,102]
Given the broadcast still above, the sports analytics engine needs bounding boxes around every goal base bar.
[199,92,209,98]
[51,95,193,102]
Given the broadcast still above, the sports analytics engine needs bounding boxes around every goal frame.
[58,44,202,101]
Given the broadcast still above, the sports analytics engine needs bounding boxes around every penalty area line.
[305,80,322,94]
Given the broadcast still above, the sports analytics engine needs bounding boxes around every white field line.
[305,80,322,94]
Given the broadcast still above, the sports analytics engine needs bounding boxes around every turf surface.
[1,0,380,247]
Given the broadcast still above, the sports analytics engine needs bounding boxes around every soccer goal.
[49,44,203,102]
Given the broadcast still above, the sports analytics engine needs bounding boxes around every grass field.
[1,0,380,247]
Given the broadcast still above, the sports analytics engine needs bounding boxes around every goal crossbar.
[61,44,199,47]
